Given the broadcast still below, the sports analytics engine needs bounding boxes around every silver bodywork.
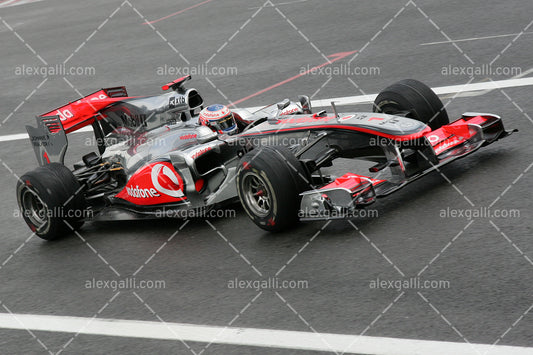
[24,78,514,222]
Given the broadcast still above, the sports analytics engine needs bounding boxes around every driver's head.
[199,104,238,135]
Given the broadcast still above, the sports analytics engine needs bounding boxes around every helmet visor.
[212,113,236,132]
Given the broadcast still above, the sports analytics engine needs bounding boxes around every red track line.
[0,0,24,6]
[229,50,357,107]
[143,0,215,25]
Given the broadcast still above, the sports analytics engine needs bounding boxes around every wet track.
[0,0,532,353]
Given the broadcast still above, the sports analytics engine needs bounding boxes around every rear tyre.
[16,163,86,240]
[237,146,309,232]
[373,79,449,130]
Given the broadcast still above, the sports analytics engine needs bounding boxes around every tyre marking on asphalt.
[0,313,532,354]
[2,76,533,143]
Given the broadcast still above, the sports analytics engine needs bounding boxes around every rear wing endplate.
[26,115,68,166]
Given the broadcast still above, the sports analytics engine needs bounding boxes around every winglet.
[162,75,192,91]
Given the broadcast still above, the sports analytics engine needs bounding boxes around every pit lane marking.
[2,76,533,143]
[0,313,532,354]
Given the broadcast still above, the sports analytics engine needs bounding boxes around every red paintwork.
[194,179,205,192]
[321,173,385,192]
[115,161,186,206]
[161,75,191,91]
[424,115,489,155]
[43,152,50,164]
[41,89,135,134]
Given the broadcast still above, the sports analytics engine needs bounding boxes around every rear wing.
[26,77,204,166]
[40,86,128,133]
[26,87,128,166]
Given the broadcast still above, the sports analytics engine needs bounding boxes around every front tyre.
[237,146,309,232]
[373,79,449,130]
[16,163,86,240]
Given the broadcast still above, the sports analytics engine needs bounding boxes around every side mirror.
[276,99,291,111]
[298,95,312,114]
[268,99,291,124]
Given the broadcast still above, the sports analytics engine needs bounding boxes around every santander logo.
[150,163,184,198]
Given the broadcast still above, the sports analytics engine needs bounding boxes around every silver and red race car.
[17,75,515,240]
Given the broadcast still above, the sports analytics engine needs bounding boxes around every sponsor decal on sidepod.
[116,162,185,205]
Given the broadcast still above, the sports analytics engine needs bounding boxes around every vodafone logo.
[150,163,184,198]
[435,137,462,154]
[180,134,197,140]
[126,185,160,198]
[427,134,441,144]
[117,162,186,204]
[280,107,299,115]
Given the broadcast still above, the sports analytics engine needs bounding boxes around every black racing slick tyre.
[16,163,86,240]
[373,79,449,130]
[237,146,309,232]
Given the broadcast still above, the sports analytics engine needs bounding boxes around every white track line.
[0,0,42,8]
[420,31,533,45]
[311,76,533,108]
[0,125,92,142]
[2,76,533,143]
[0,313,532,354]
[0,0,20,6]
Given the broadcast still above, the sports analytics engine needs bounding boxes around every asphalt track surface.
[0,0,532,354]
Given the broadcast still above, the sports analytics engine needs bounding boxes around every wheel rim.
[20,186,49,230]
[241,172,271,217]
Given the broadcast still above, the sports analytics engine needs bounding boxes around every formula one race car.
[17,75,515,240]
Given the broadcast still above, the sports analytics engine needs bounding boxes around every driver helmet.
[199,104,238,135]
